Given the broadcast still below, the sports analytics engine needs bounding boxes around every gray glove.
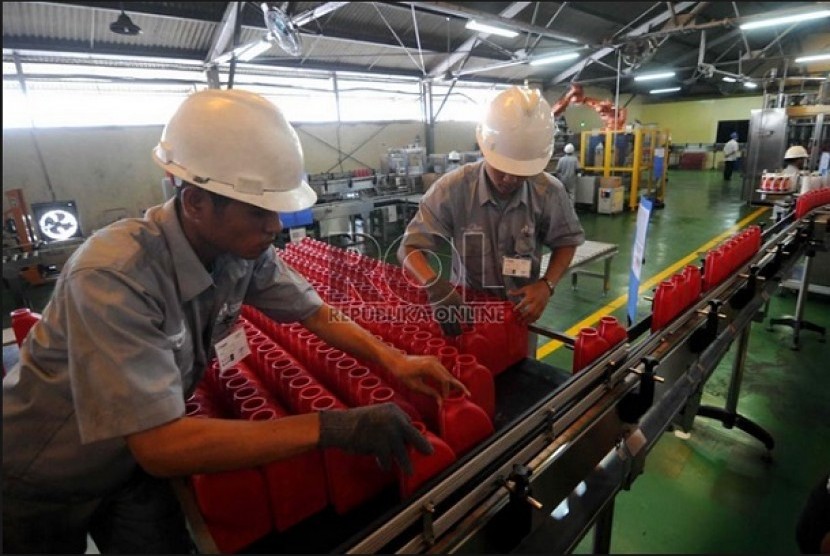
[425,278,465,337]
[318,403,433,475]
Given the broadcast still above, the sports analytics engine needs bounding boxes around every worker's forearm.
[543,246,577,287]
[399,246,438,286]
[126,412,320,477]
[302,304,406,372]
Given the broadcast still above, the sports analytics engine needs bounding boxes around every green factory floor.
[3,169,828,554]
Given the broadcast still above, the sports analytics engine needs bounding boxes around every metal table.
[541,240,620,295]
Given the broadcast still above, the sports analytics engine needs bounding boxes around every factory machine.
[180,195,828,554]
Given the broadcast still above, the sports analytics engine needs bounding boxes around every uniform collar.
[156,198,214,303]
[476,161,530,210]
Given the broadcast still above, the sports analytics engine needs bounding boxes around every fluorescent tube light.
[722,76,737,83]
[649,87,681,94]
[529,52,580,66]
[743,81,758,89]
[465,20,519,38]
[740,10,830,30]
[795,53,830,63]
[634,71,676,82]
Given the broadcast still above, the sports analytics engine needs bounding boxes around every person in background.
[2,89,466,554]
[782,145,809,187]
[397,85,585,345]
[723,131,740,181]
[555,143,581,204]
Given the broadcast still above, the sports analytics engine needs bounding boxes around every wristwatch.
[541,278,555,294]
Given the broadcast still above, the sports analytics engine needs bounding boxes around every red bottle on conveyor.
[187,397,272,554]
[11,308,42,347]
[453,354,495,420]
[650,280,677,331]
[597,316,627,348]
[318,399,396,514]
[397,421,457,499]
[255,400,330,533]
[437,391,494,457]
[682,265,702,307]
[703,248,725,291]
[572,327,611,373]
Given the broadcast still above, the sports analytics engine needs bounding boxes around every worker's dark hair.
[174,181,233,208]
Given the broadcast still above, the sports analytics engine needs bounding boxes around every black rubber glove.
[318,403,433,475]
[425,278,465,337]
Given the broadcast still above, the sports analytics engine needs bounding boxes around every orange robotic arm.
[552,83,627,131]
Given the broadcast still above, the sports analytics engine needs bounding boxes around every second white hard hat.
[784,145,809,160]
[476,86,556,176]
[152,89,317,212]
[564,143,575,154]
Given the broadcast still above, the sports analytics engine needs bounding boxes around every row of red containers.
[649,225,761,332]
[186,312,495,553]
[795,188,830,219]
[279,241,530,376]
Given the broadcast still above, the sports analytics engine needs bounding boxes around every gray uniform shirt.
[400,160,585,294]
[555,154,581,195]
[3,198,322,501]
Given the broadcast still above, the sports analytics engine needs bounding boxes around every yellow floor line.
[536,206,770,360]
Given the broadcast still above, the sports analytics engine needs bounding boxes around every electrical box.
[597,187,624,215]
[575,176,597,208]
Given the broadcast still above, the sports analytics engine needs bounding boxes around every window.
[2,55,503,128]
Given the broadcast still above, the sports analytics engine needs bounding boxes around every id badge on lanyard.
[213,326,251,371]
[502,256,532,278]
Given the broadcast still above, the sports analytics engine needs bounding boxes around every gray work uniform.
[2,197,322,552]
[400,160,585,296]
[555,154,581,202]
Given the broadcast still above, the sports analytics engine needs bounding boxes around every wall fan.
[216,2,302,63]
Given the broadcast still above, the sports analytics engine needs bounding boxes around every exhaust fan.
[109,6,142,36]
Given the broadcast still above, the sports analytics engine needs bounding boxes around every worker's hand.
[392,354,470,402]
[318,403,432,475]
[425,278,466,337]
[508,281,552,324]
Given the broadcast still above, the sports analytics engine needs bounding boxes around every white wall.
[3,120,477,233]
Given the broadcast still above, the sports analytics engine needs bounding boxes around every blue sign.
[627,196,653,325]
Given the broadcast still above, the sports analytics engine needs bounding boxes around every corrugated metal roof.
[3,2,827,98]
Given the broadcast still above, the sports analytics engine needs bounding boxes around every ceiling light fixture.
[529,52,580,66]
[722,76,737,83]
[465,20,519,38]
[109,7,142,36]
[795,53,830,63]
[742,81,758,89]
[740,9,830,30]
[634,71,676,81]
[650,87,681,94]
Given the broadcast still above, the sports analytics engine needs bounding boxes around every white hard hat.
[784,145,809,159]
[448,150,461,161]
[564,143,575,154]
[476,86,556,176]
[152,89,317,212]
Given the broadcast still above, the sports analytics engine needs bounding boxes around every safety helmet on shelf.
[152,88,317,212]
[475,86,556,176]
[448,150,461,161]
[564,143,575,154]
[784,145,809,160]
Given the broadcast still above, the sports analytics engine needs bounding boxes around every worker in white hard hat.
[555,143,581,204]
[3,89,466,554]
[782,145,810,188]
[398,86,585,345]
